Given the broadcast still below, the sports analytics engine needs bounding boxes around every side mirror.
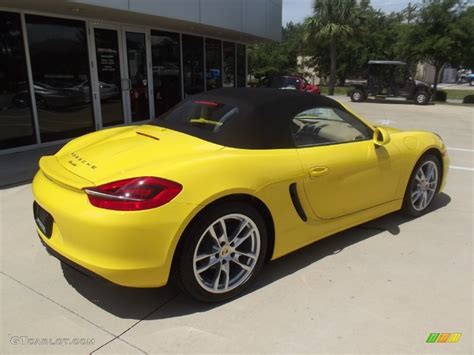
[373,127,390,146]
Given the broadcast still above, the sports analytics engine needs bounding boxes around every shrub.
[462,95,474,104]
[434,90,447,102]
[247,79,259,88]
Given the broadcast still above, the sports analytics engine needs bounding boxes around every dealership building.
[0,0,282,153]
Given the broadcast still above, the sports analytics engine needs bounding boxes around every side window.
[291,107,372,147]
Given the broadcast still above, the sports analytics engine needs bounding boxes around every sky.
[282,0,412,25]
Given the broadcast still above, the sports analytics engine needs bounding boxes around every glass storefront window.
[182,35,204,96]
[0,11,36,149]
[26,15,94,142]
[151,30,181,117]
[205,38,222,91]
[223,42,235,88]
[94,28,124,127]
[236,44,246,87]
[0,12,250,151]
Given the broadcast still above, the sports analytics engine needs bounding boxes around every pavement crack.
[0,271,148,354]
[89,292,179,354]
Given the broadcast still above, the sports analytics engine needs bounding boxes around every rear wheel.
[402,154,441,217]
[350,89,366,102]
[177,202,267,302]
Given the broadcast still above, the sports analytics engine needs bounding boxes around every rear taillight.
[84,177,182,211]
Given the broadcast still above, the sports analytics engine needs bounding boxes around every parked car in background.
[267,75,320,95]
[12,80,120,110]
[456,68,472,84]
[13,81,89,110]
[349,61,432,105]
[467,73,474,86]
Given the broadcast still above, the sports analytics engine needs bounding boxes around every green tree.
[335,5,409,83]
[455,6,474,68]
[305,0,358,95]
[400,2,419,23]
[249,0,473,92]
[248,22,305,84]
[404,0,469,90]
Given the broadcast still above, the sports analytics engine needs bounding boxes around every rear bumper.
[33,170,197,287]
[38,233,114,284]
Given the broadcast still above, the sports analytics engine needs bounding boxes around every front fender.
[391,131,448,197]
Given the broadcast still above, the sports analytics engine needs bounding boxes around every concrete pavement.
[1,98,472,354]
[438,82,474,90]
[0,144,62,188]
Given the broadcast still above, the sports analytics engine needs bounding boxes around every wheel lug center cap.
[220,246,230,257]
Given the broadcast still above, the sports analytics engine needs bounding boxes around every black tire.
[414,91,430,105]
[401,154,441,217]
[176,202,267,302]
[350,89,366,102]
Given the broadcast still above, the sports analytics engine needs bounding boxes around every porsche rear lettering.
[70,152,97,170]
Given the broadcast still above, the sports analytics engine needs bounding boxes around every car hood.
[54,125,223,185]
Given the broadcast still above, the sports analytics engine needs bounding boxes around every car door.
[292,106,401,220]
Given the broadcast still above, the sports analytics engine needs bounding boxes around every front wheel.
[177,202,267,302]
[401,154,441,217]
[414,91,430,105]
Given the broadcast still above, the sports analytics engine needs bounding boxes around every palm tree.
[305,0,358,95]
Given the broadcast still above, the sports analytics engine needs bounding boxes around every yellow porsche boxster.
[33,88,448,302]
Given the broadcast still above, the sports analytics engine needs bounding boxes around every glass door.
[90,26,126,128]
[90,25,153,127]
[122,28,153,122]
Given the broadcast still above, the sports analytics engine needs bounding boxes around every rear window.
[158,100,239,134]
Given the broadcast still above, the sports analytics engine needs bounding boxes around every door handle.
[309,166,329,178]
[121,78,131,91]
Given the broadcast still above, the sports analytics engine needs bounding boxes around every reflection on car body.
[12,79,121,111]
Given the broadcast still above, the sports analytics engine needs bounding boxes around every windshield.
[155,100,239,134]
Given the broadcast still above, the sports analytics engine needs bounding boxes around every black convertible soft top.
[154,88,346,149]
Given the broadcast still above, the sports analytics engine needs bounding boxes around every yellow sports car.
[32,88,448,302]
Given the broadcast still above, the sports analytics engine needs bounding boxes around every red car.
[267,75,320,95]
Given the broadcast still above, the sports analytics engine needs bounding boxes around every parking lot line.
[449,165,474,171]
[448,147,474,152]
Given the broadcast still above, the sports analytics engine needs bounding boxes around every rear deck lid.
[54,125,222,184]
[39,155,94,189]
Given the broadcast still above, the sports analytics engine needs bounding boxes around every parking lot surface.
[1,98,472,354]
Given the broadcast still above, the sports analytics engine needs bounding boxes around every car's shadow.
[61,193,451,320]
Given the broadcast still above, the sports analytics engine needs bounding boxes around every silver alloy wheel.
[193,214,261,294]
[411,160,438,211]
